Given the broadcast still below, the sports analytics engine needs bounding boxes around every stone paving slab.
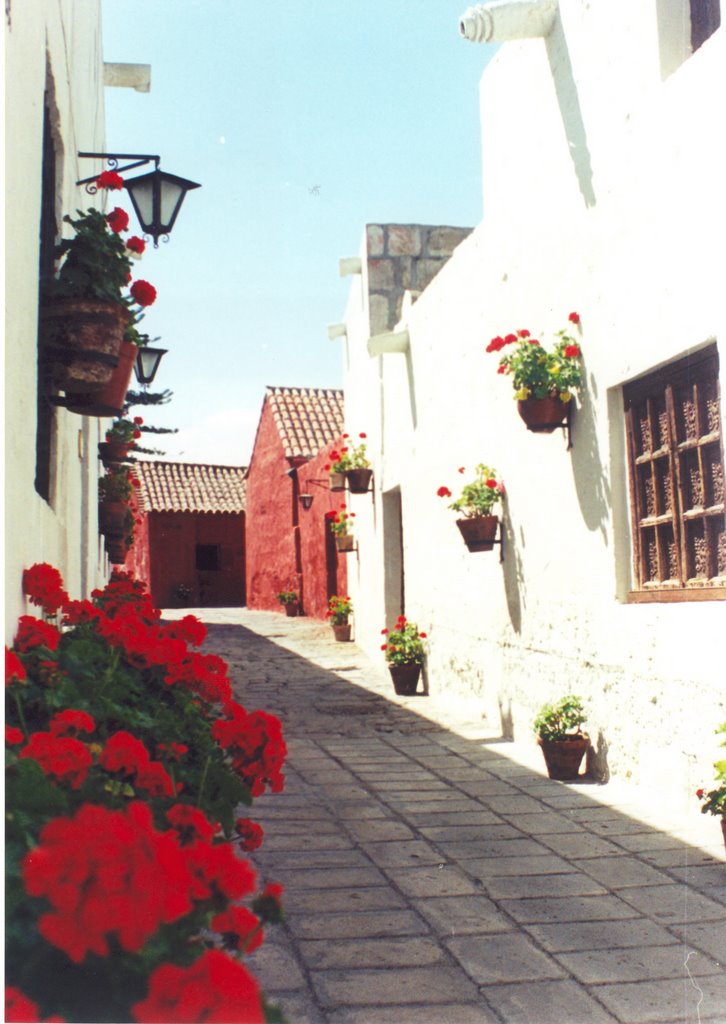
[168,607,726,1024]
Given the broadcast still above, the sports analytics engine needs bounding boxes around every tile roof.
[134,461,247,515]
[266,386,344,460]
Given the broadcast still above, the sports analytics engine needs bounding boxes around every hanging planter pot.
[517,397,569,433]
[329,472,346,492]
[98,440,130,467]
[388,663,421,696]
[104,537,128,565]
[345,468,373,494]
[332,622,352,642]
[98,501,129,537]
[456,515,499,552]
[538,734,589,781]
[335,534,355,553]
[40,298,130,393]
[63,340,137,417]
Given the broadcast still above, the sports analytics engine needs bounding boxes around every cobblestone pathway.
[174,608,726,1024]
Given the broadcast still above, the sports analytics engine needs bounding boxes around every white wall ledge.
[367,329,410,357]
[103,63,151,92]
[339,257,362,277]
[459,0,558,43]
[327,322,347,341]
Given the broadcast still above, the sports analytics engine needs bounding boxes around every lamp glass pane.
[126,177,155,228]
[159,179,185,230]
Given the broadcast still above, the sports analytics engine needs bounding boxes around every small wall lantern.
[134,346,167,386]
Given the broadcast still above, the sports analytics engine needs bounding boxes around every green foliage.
[534,695,586,741]
[697,721,726,818]
[383,617,426,666]
[99,466,133,503]
[276,590,298,606]
[48,209,133,304]
[447,464,504,518]
[327,595,352,625]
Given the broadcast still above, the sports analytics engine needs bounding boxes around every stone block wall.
[365,224,473,335]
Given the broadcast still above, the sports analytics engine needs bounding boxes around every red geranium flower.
[485,478,498,489]
[22,802,195,963]
[167,804,218,844]
[133,415,144,425]
[22,563,68,614]
[458,467,466,474]
[14,615,61,653]
[5,647,27,687]
[381,628,388,634]
[6,726,25,745]
[568,311,580,324]
[96,170,124,190]
[564,344,581,359]
[126,236,146,255]
[132,951,264,1024]
[380,644,388,651]
[19,732,93,789]
[359,432,367,438]
[212,906,264,953]
[130,280,157,307]
[437,486,452,498]
[234,818,264,851]
[106,207,129,233]
[49,710,96,737]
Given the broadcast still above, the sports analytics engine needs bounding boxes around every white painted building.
[336,0,725,802]
[4,2,146,631]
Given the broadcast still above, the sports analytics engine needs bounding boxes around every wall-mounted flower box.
[40,297,130,393]
[63,339,137,417]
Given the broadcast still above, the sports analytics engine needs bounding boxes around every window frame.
[623,344,726,603]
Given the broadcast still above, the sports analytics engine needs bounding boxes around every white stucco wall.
[5,1,110,632]
[341,0,725,804]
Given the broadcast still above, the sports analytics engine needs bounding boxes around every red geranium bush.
[6,565,287,1024]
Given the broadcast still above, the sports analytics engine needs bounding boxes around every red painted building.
[245,387,348,619]
[127,461,247,609]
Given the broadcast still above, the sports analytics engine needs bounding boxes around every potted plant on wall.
[326,507,356,552]
[276,590,300,617]
[437,464,505,552]
[325,450,347,492]
[327,595,353,641]
[381,616,427,696]
[41,172,157,401]
[696,722,726,851]
[99,413,144,467]
[486,313,583,432]
[534,695,589,780]
[330,433,373,494]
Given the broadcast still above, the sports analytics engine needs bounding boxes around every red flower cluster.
[5,986,65,1023]
[132,950,264,1024]
[486,329,534,353]
[20,732,93,789]
[22,802,195,963]
[106,207,129,234]
[49,710,95,737]
[6,647,26,686]
[14,616,61,653]
[211,906,263,953]
[130,280,157,307]
[100,731,176,798]
[212,705,287,796]
[167,804,218,844]
[162,614,207,648]
[96,170,124,191]
[234,817,264,851]
[437,486,452,498]
[126,236,146,255]
[22,563,68,615]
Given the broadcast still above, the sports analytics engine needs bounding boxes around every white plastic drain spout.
[459,0,558,43]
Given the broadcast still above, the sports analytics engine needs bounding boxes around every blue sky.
[102,1,495,464]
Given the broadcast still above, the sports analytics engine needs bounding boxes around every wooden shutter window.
[623,346,726,602]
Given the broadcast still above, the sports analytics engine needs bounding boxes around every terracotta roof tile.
[266,386,344,460]
[134,461,247,514]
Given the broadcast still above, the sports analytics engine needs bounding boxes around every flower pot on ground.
[438,464,505,553]
[381,616,427,696]
[487,312,583,433]
[534,695,589,781]
[276,590,300,616]
[696,721,726,850]
[65,339,137,416]
[327,595,353,641]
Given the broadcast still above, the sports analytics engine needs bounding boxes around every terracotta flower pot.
[64,340,137,417]
[456,515,499,552]
[388,663,421,696]
[517,397,570,433]
[98,440,130,467]
[329,472,346,492]
[335,534,355,553]
[98,501,128,537]
[332,622,352,642]
[104,537,128,564]
[284,603,299,617]
[538,733,589,781]
[345,468,373,494]
[40,297,130,393]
